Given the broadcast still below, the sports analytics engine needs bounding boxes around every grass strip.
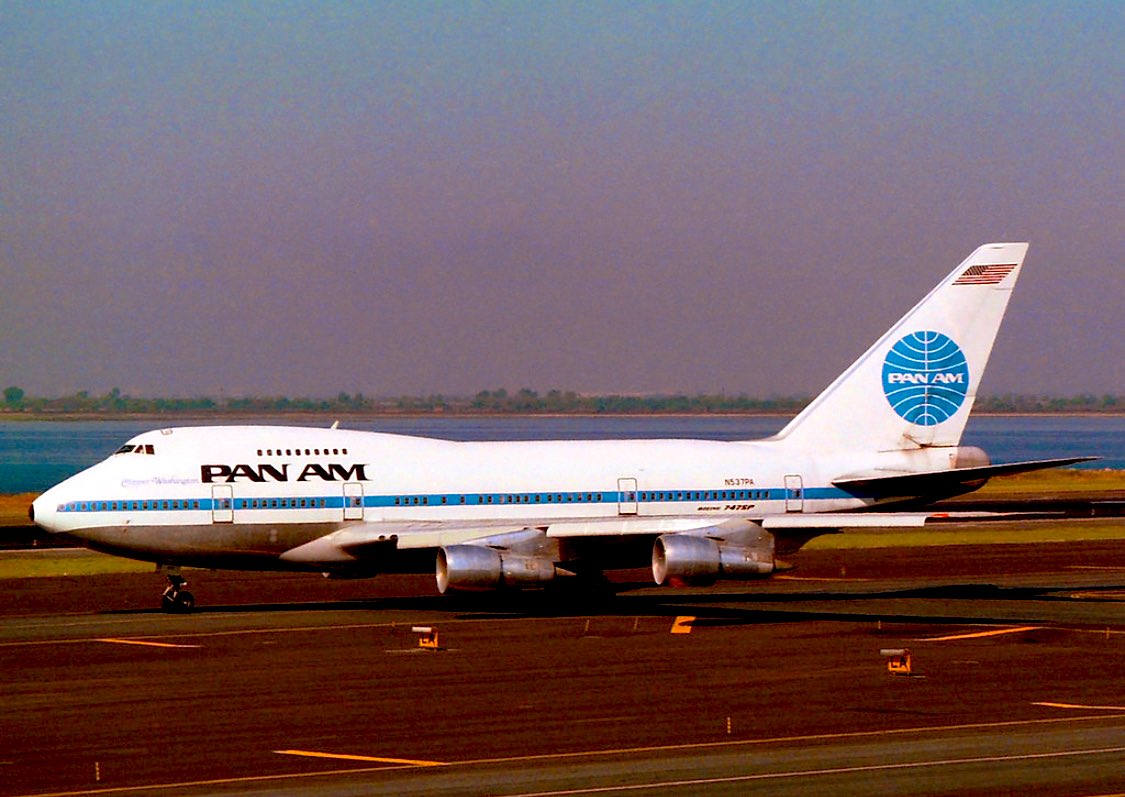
[0,494,36,527]
[0,550,154,579]
[807,520,1125,550]
[2,520,1124,579]
[972,469,1125,495]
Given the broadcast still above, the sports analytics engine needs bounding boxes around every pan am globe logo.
[882,331,970,426]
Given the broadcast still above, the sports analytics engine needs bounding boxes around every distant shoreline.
[0,410,1122,423]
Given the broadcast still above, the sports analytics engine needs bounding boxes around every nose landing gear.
[161,572,196,613]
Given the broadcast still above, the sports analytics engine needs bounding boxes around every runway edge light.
[880,648,913,676]
[413,626,440,650]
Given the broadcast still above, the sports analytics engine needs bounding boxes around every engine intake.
[652,533,774,587]
[436,545,557,593]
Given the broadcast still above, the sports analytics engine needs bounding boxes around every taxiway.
[1,541,1123,796]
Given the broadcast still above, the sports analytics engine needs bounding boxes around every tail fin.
[774,242,1029,452]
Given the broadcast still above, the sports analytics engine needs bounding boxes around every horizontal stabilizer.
[833,457,1098,498]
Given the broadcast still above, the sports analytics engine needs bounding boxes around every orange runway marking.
[918,626,1040,642]
[670,616,695,634]
[274,749,445,766]
[96,638,202,649]
[1034,702,1125,712]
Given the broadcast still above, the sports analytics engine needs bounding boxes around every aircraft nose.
[30,492,61,533]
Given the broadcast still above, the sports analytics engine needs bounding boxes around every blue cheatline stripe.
[57,485,855,514]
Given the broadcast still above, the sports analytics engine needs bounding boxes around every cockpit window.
[114,444,155,455]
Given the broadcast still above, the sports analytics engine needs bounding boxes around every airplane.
[29,242,1091,611]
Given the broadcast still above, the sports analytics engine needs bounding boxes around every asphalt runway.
[2,541,1124,796]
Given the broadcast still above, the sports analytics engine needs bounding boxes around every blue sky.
[3,1,1122,397]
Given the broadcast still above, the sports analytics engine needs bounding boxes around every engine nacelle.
[652,534,774,587]
[436,545,557,593]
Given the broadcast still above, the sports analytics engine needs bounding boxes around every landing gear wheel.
[161,573,195,613]
[161,590,195,613]
[176,591,195,612]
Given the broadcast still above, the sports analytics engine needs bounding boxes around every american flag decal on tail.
[953,263,1018,285]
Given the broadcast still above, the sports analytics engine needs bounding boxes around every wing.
[279,515,732,567]
[278,510,1018,570]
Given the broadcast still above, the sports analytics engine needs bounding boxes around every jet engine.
[436,544,557,593]
[652,530,774,587]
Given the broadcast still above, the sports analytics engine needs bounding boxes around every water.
[1,415,1122,494]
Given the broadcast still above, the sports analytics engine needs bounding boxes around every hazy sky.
[3,1,1122,398]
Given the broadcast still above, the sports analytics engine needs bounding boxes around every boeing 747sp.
[30,243,1090,609]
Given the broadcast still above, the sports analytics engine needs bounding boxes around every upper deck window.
[115,444,155,455]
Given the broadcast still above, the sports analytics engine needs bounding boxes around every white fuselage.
[31,424,945,571]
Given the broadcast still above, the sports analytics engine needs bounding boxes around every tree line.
[2,386,1122,416]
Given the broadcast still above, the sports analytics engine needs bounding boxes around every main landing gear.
[160,570,196,613]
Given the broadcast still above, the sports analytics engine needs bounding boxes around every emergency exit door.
[343,482,364,520]
[617,477,638,515]
[784,474,804,513]
[211,485,233,523]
